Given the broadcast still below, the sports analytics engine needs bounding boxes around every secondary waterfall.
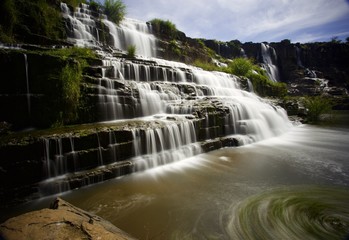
[61,2,157,57]
[260,43,280,82]
[23,53,31,116]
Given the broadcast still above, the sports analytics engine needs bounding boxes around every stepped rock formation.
[0,2,292,207]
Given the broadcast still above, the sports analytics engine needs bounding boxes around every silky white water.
[5,124,349,239]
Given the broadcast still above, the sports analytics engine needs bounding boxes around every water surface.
[59,125,349,239]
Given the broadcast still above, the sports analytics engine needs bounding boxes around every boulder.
[0,197,136,240]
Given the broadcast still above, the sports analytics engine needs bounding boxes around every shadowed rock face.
[0,197,136,240]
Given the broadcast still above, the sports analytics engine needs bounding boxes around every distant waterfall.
[260,43,280,82]
[23,53,31,116]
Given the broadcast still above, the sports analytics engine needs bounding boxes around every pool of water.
[3,124,349,239]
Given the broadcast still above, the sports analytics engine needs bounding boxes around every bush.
[104,0,126,25]
[45,47,96,125]
[150,18,178,39]
[126,45,136,58]
[302,96,332,123]
[0,0,17,42]
[229,57,254,76]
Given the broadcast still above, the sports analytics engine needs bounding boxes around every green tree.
[104,0,126,25]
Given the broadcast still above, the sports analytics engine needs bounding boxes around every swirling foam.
[226,186,349,240]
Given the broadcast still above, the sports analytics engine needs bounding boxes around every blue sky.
[97,0,349,43]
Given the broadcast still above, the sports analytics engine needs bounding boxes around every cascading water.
[23,53,31,116]
[61,3,101,47]
[103,18,157,57]
[61,2,157,57]
[260,43,280,82]
[36,2,291,196]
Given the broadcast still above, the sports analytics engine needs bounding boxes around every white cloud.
[123,0,349,42]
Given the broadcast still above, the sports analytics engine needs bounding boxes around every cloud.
[122,0,349,42]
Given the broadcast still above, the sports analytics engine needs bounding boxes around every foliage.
[88,0,101,12]
[0,0,17,42]
[126,45,136,58]
[302,96,333,123]
[193,59,227,72]
[330,36,341,43]
[44,47,96,125]
[46,47,97,63]
[0,0,70,43]
[168,40,183,57]
[247,71,287,97]
[229,57,254,76]
[281,39,291,45]
[197,39,206,48]
[104,0,126,25]
[150,18,178,40]
[59,62,82,123]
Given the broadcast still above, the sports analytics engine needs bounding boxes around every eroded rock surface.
[0,198,136,240]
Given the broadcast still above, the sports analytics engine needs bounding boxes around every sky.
[97,0,349,43]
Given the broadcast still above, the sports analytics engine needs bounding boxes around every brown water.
[3,124,349,239]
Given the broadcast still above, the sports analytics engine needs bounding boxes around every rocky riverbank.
[0,197,136,240]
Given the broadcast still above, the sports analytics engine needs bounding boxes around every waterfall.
[96,52,290,138]
[131,116,201,171]
[35,2,292,196]
[103,18,157,57]
[295,46,303,67]
[23,53,31,116]
[260,43,280,82]
[61,3,157,57]
[61,3,101,47]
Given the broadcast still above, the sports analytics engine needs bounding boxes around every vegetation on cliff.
[150,19,178,40]
[104,0,126,25]
[193,57,287,97]
[302,96,333,123]
[44,47,97,126]
[0,0,70,44]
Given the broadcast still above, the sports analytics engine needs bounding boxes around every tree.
[330,36,341,43]
[104,0,126,25]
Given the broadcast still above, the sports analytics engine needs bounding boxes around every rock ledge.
[0,198,136,240]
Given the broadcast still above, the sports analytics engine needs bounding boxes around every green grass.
[150,18,178,40]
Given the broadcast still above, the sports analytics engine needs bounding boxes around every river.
[58,124,349,239]
[3,124,349,239]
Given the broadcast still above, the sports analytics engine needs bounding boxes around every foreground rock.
[0,198,136,240]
